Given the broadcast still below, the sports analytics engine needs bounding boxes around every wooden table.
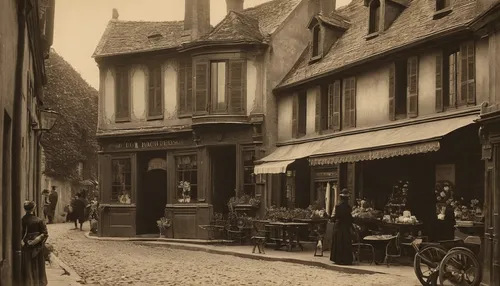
[266,222,309,252]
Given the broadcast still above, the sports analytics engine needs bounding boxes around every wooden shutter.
[388,63,396,120]
[460,42,475,105]
[228,60,246,113]
[148,65,162,118]
[328,81,341,131]
[186,60,193,112]
[194,60,209,114]
[115,66,129,120]
[292,93,299,138]
[178,60,186,114]
[343,77,356,129]
[315,87,321,133]
[435,53,444,112]
[407,56,419,118]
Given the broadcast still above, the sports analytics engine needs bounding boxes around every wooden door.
[484,144,500,286]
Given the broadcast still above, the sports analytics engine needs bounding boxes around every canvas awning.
[309,115,477,166]
[254,140,328,174]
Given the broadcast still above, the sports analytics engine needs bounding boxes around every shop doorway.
[136,152,167,235]
[210,146,236,214]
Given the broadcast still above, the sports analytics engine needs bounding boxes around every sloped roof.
[192,11,265,44]
[93,20,185,58]
[93,0,303,58]
[278,0,479,89]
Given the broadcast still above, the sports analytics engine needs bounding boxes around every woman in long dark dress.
[21,200,49,286]
[330,189,354,265]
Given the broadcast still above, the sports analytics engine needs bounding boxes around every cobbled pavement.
[47,223,419,286]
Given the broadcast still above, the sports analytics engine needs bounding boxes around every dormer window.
[312,25,321,58]
[368,0,380,34]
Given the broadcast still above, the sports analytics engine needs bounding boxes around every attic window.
[368,0,380,34]
[434,0,452,19]
[312,25,321,58]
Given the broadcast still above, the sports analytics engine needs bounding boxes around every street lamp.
[32,108,60,132]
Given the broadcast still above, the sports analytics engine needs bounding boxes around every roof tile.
[279,0,479,88]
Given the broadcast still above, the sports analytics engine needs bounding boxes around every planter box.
[232,204,259,217]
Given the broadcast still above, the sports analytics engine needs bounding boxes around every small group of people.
[67,191,90,231]
[42,186,58,224]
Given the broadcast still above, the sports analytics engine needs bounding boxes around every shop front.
[97,124,264,239]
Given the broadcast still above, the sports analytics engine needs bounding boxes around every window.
[210,61,227,112]
[312,25,321,58]
[175,155,198,202]
[111,159,131,204]
[292,91,307,138]
[389,57,418,120]
[115,66,130,121]
[148,64,163,119]
[242,150,256,197]
[436,42,475,112]
[178,58,193,115]
[315,81,341,133]
[193,59,246,115]
[342,77,356,129]
[369,0,380,34]
[436,0,451,11]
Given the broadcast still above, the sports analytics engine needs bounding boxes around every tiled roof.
[93,20,185,58]
[317,13,351,30]
[93,0,302,58]
[278,0,480,88]
[192,11,264,44]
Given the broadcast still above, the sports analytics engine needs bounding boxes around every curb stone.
[50,253,85,284]
[84,232,393,277]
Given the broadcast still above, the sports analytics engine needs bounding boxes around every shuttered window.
[342,77,356,129]
[147,64,163,119]
[460,41,476,105]
[228,60,246,113]
[194,60,209,114]
[115,66,130,121]
[407,56,419,118]
[328,81,341,131]
[178,58,193,115]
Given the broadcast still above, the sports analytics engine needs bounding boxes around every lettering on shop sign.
[316,171,336,178]
[108,139,183,150]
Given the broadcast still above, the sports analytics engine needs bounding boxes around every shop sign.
[108,139,184,150]
[435,164,455,184]
[147,158,167,171]
[315,171,337,179]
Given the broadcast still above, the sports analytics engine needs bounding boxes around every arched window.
[369,0,380,34]
[312,25,321,58]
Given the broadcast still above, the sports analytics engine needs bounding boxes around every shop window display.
[111,158,132,204]
[175,155,198,202]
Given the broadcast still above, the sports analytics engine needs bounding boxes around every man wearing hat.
[48,186,58,224]
[330,188,354,265]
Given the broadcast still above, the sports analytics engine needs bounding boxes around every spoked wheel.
[414,245,447,285]
[439,247,482,286]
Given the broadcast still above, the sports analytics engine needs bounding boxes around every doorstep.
[84,232,415,278]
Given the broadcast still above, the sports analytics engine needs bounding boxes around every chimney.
[319,0,336,15]
[182,0,210,42]
[112,8,119,20]
[226,0,244,14]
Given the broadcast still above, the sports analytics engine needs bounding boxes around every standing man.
[41,189,51,222]
[48,186,59,224]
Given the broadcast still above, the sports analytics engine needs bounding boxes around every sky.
[53,0,350,89]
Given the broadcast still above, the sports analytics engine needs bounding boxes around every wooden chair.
[251,220,269,254]
[351,224,376,265]
[227,217,250,245]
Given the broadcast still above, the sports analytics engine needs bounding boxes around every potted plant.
[178,181,191,203]
[227,194,261,217]
[156,217,172,238]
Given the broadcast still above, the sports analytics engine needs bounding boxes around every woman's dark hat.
[23,201,36,211]
[339,189,350,197]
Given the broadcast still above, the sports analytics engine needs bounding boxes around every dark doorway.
[210,146,236,215]
[136,151,167,235]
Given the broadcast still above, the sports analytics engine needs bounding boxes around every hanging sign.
[147,158,167,171]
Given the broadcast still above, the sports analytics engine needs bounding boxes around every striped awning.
[253,160,296,175]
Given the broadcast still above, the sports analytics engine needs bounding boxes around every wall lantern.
[32,108,60,133]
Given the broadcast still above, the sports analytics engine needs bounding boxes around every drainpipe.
[13,0,27,283]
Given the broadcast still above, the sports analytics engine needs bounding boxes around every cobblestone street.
[47,223,419,285]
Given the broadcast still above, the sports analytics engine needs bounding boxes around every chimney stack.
[112,8,119,20]
[319,0,336,15]
[226,0,244,14]
[182,0,210,42]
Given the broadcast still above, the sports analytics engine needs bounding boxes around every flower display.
[118,193,131,204]
[352,199,382,220]
[435,181,454,203]
[450,198,483,221]
[178,181,191,203]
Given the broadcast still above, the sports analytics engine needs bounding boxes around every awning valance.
[254,140,329,174]
[309,115,477,166]
[254,160,295,175]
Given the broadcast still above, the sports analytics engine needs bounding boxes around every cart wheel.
[439,248,482,286]
[414,245,447,286]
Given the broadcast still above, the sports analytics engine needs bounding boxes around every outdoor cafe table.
[362,234,398,264]
[265,221,309,252]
